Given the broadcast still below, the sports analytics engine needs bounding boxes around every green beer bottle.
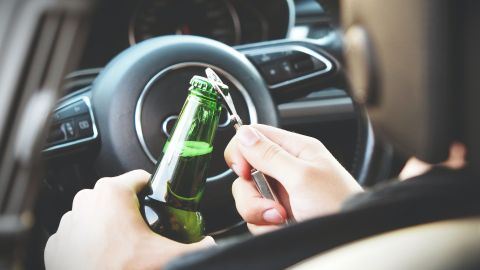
[140,75,223,243]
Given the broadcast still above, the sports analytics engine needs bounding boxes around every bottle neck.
[148,94,221,210]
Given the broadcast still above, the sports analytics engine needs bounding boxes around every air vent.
[0,0,93,266]
[63,68,102,95]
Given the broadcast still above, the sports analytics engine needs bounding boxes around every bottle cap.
[189,75,227,100]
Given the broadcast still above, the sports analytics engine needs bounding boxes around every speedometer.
[129,0,240,45]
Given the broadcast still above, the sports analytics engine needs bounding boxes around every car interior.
[0,0,479,269]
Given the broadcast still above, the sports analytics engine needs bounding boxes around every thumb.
[198,236,216,247]
[232,177,288,225]
[235,126,305,191]
[186,236,216,251]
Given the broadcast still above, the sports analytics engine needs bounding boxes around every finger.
[177,236,216,255]
[44,233,57,269]
[234,125,308,190]
[224,138,252,179]
[55,211,73,238]
[232,177,287,225]
[252,124,330,162]
[225,125,331,182]
[116,169,151,193]
[247,223,280,235]
[197,236,216,247]
[71,189,92,212]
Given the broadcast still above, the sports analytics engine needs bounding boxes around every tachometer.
[129,0,240,45]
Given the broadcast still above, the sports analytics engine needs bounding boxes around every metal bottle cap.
[189,75,227,100]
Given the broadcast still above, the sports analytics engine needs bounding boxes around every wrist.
[125,232,173,270]
[127,232,215,270]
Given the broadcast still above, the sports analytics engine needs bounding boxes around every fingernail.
[231,163,241,176]
[263,208,284,224]
[237,126,260,146]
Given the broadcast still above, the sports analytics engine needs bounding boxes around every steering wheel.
[45,35,373,234]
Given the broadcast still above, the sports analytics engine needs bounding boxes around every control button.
[247,48,331,87]
[248,52,283,65]
[76,115,93,138]
[280,61,293,77]
[47,125,65,143]
[292,59,315,73]
[53,100,89,122]
[260,64,284,84]
[287,50,306,60]
[62,121,76,139]
[78,120,90,130]
[71,102,88,114]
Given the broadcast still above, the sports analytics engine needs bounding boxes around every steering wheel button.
[260,64,285,84]
[260,54,272,62]
[60,121,76,139]
[248,52,283,65]
[47,125,66,144]
[72,102,88,114]
[280,61,293,76]
[292,59,315,73]
[76,116,93,138]
[54,100,89,122]
[78,120,90,130]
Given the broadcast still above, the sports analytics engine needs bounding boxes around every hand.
[44,170,214,270]
[399,142,466,180]
[224,125,362,234]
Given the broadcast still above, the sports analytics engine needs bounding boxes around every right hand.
[224,125,363,234]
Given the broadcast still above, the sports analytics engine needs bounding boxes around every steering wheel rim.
[90,35,279,232]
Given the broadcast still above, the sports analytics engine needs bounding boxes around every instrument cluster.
[129,0,294,46]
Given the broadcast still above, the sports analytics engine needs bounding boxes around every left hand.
[44,170,214,270]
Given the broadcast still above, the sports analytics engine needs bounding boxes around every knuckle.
[224,141,233,160]
[243,212,256,223]
[242,201,263,223]
[129,169,150,179]
[262,143,282,161]
[44,234,57,261]
[233,199,246,219]
[60,210,71,221]
[237,206,254,223]
[231,177,248,198]
[94,177,111,189]
[224,139,240,167]
[72,189,91,208]
[94,177,121,192]
[231,178,241,197]
[235,200,261,224]
[306,136,322,146]
[58,211,72,229]
[246,223,258,233]
[303,136,327,153]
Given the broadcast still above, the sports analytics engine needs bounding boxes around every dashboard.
[62,0,356,171]
[79,0,294,68]
[42,0,359,241]
[54,0,357,182]
[21,1,363,268]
